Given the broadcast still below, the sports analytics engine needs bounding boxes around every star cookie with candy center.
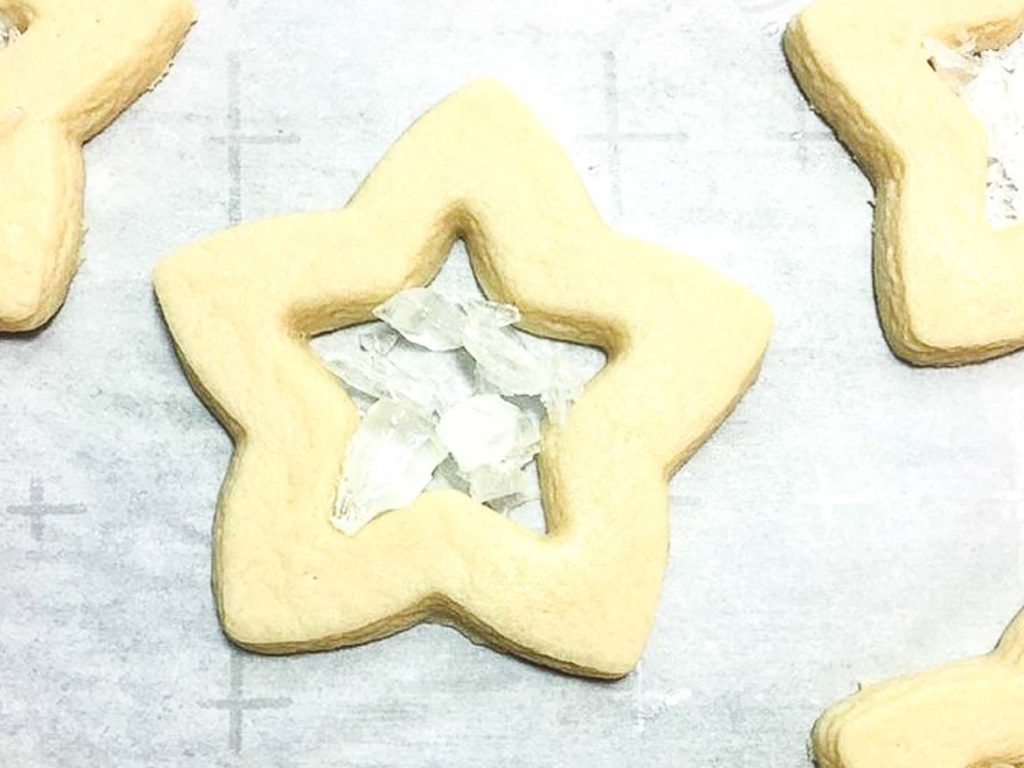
[155,81,772,678]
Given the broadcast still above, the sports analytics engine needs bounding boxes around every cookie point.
[451,78,524,111]
[0,281,58,333]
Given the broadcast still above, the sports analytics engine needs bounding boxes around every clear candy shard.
[461,297,521,328]
[467,461,535,505]
[330,349,449,415]
[328,352,391,402]
[463,321,550,396]
[373,287,466,351]
[332,399,448,535]
[359,324,400,356]
[436,394,540,472]
[540,355,588,424]
[428,455,469,493]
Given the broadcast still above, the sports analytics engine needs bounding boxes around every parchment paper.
[2,0,1022,765]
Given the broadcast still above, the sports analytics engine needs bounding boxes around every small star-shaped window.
[313,242,607,536]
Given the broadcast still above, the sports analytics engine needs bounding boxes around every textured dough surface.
[784,0,1024,366]
[154,81,773,679]
[0,0,195,332]
[812,608,1024,768]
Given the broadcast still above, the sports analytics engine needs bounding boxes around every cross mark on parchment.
[210,52,301,226]
[200,649,292,754]
[800,465,874,527]
[781,114,835,169]
[202,42,298,757]
[6,477,86,543]
[583,51,689,216]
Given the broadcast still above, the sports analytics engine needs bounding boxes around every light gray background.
[2,0,1023,765]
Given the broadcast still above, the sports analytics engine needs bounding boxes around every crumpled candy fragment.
[332,399,448,535]
[373,287,466,351]
[461,297,520,327]
[462,321,550,396]
[359,324,400,356]
[436,394,541,472]
[467,462,537,506]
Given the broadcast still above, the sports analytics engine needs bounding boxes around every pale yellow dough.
[812,608,1024,768]
[0,0,195,332]
[785,0,1024,366]
[154,81,772,678]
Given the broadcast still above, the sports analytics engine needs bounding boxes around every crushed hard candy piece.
[428,455,469,493]
[330,349,451,414]
[328,353,391,402]
[373,287,466,351]
[471,362,502,395]
[463,321,550,396]
[540,355,588,424]
[461,297,520,327]
[359,324,400,356]
[332,399,447,535]
[467,461,535,505]
[436,394,540,472]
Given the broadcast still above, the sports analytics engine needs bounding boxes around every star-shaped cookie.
[785,0,1024,366]
[154,81,772,678]
[0,0,195,332]
[812,607,1024,768]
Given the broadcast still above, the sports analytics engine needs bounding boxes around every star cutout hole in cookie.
[311,241,607,536]
[785,0,1024,365]
[0,0,195,332]
[155,80,772,678]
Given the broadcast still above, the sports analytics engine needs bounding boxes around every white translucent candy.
[436,394,540,472]
[461,297,520,328]
[463,321,550,396]
[373,287,466,351]
[330,349,451,414]
[540,355,588,424]
[428,455,469,492]
[359,324,399,356]
[472,363,501,395]
[329,353,391,401]
[332,399,447,535]
[467,461,535,505]
[468,462,532,505]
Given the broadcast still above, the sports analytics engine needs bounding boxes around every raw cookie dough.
[154,81,773,679]
[812,608,1024,768]
[0,0,195,332]
[785,0,1024,366]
